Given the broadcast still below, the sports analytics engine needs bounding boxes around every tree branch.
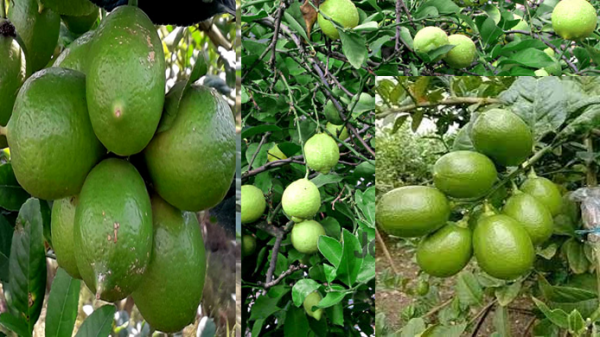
[198,21,232,50]
[248,132,271,170]
[376,97,502,119]
[261,264,307,289]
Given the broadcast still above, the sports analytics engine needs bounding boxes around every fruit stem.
[527,168,537,179]
[279,73,309,178]
[510,181,520,195]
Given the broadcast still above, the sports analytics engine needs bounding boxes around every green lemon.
[416,223,472,277]
[241,185,266,224]
[282,179,321,220]
[444,34,476,69]
[416,280,430,295]
[471,108,533,167]
[7,68,104,200]
[74,158,152,302]
[303,291,324,320]
[304,133,340,174]
[376,186,450,238]
[61,8,99,35]
[502,192,553,245]
[473,214,534,280]
[0,19,26,144]
[326,122,349,141]
[8,0,60,74]
[535,69,549,76]
[291,220,326,254]
[51,196,81,279]
[54,30,95,74]
[433,151,497,199]
[317,0,359,40]
[132,194,206,333]
[267,144,287,162]
[413,27,449,60]
[291,216,304,223]
[521,177,563,216]
[87,6,165,156]
[242,235,257,257]
[552,0,597,40]
[144,83,235,212]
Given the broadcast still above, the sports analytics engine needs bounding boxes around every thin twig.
[248,132,271,170]
[265,234,284,283]
[422,298,453,318]
[262,264,307,288]
[375,229,399,275]
[376,97,501,119]
[331,185,346,210]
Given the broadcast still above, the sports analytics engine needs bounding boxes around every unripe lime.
[303,291,323,320]
[502,193,554,245]
[326,122,349,141]
[444,34,476,69]
[282,179,321,220]
[267,144,287,162]
[416,280,429,295]
[413,27,449,60]
[242,234,257,257]
[521,177,562,216]
[433,151,497,198]
[471,108,533,167]
[376,186,450,237]
[291,220,326,254]
[51,196,81,279]
[417,223,472,277]
[317,0,359,40]
[552,0,597,40]
[304,133,340,174]
[241,185,266,224]
[535,69,549,76]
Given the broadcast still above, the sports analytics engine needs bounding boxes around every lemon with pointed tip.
[267,144,287,162]
[241,185,266,224]
[317,0,359,40]
[291,220,326,254]
[326,122,349,141]
[282,179,321,221]
[304,133,340,174]
[521,177,562,216]
[552,0,597,40]
[303,291,324,320]
[444,34,476,69]
[502,192,554,245]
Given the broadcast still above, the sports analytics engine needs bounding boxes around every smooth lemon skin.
[303,292,324,320]
[242,235,257,257]
[54,30,95,74]
[417,224,472,277]
[326,122,349,141]
[376,186,450,238]
[132,194,206,333]
[51,196,81,279]
[304,133,340,174]
[282,179,321,220]
[521,177,563,216]
[473,214,534,280]
[7,68,104,200]
[413,27,449,60]
[552,0,597,40]
[502,193,554,245]
[267,144,287,162]
[291,220,326,254]
[241,185,266,224]
[444,34,476,69]
[317,0,359,40]
[471,108,533,167]
[433,151,497,199]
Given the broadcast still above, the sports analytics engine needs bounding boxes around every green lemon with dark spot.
[376,186,450,238]
[317,0,359,40]
[521,177,563,216]
[74,158,153,302]
[242,235,257,257]
[241,185,266,224]
[291,220,326,254]
[51,196,81,279]
[87,6,165,156]
[144,83,235,212]
[304,133,340,174]
[303,291,324,320]
[54,30,95,74]
[132,194,206,333]
[7,67,104,200]
[433,151,497,199]
[282,179,321,220]
[417,223,472,277]
[552,0,597,40]
[473,214,534,280]
[471,108,533,167]
[502,192,554,245]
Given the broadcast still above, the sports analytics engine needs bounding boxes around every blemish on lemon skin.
[113,222,120,243]
[114,108,122,118]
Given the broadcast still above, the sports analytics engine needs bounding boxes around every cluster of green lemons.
[377,109,564,280]
[241,128,345,320]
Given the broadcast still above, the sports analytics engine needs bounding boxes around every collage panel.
[0,1,239,336]
[376,76,600,336]
[241,0,377,334]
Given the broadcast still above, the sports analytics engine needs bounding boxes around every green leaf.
[455,271,483,306]
[318,235,342,268]
[339,30,367,69]
[355,187,375,225]
[559,105,600,139]
[350,93,375,117]
[249,287,288,321]
[291,279,320,307]
[480,17,504,46]
[311,174,344,188]
[7,198,47,331]
[327,303,344,326]
[283,306,309,337]
[452,122,475,151]
[0,163,30,211]
[0,313,31,337]
[532,297,569,329]
[283,12,309,43]
[503,48,555,69]
[492,306,510,337]
[320,217,341,239]
[420,323,466,337]
[567,310,585,335]
[45,268,81,337]
[0,215,12,283]
[189,51,209,83]
[561,238,590,274]
[74,305,115,337]
[242,125,283,139]
[336,229,363,286]
[495,281,521,306]
[400,318,426,337]
[318,287,347,308]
